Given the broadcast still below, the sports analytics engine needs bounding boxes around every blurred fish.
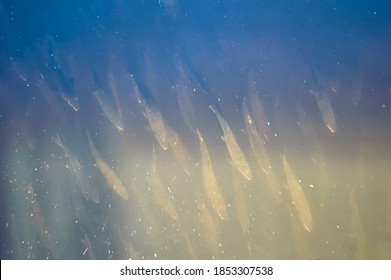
[209,105,252,180]
[175,55,208,95]
[195,192,221,258]
[166,124,193,175]
[107,72,125,129]
[147,144,178,220]
[87,131,129,200]
[26,183,58,258]
[281,152,313,232]
[130,75,169,150]
[181,232,198,259]
[176,77,198,134]
[81,233,96,259]
[242,100,268,172]
[348,186,367,259]
[116,226,142,260]
[351,77,362,106]
[231,167,250,234]
[60,93,79,111]
[175,57,204,134]
[46,36,79,111]
[55,133,100,203]
[247,72,271,141]
[315,92,337,134]
[242,99,283,202]
[92,89,124,132]
[289,209,311,259]
[197,129,228,221]
[310,69,337,134]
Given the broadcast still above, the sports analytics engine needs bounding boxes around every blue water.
[1,1,391,259]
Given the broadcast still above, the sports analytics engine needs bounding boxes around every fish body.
[55,133,99,203]
[92,89,124,132]
[166,124,193,175]
[130,75,169,149]
[147,145,178,220]
[281,153,313,232]
[310,69,337,134]
[197,129,228,221]
[176,78,198,134]
[242,100,282,202]
[87,132,129,200]
[247,75,271,141]
[209,105,252,180]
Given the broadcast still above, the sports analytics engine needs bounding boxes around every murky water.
[1,1,391,260]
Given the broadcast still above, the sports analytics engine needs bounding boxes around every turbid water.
[1,1,390,260]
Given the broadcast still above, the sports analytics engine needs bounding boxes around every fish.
[195,192,221,258]
[87,131,129,200]
[209,105,252,180]
[166,124,193,175]
[147,144,178,220]
[81,233,96,259]
[281,152,313,232]
[231,167,250,234]
[47,36,79,111]
[181,232,198,259]
[348,186,367,259]
[61,93,79,111]
[197,129,228,221]
[107,72,125,128]
[242,100,283,202]
[247,73,271,141]
[26,183,61,258]
[175,57,204,134]
[92,89,124,132]
[129,75,169,150]
[351,78,362,106]
[176,78,198,135]
[55,133,99,203]
[315,92,337,134]
[175,56,208,96]
[242,99,269,174]
[310,69,337,134]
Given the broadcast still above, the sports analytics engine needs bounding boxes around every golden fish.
[197,129,228,221]
[281,152,313,232]
[209,105,252,180]
[87,131,129,200]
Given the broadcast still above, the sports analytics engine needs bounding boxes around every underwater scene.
[1,1,391,259]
